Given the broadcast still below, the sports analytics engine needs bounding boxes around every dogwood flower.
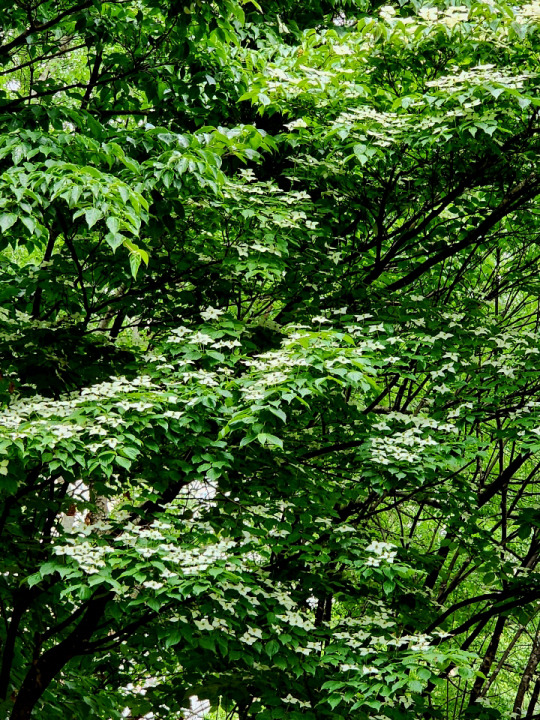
[200,306,225,321]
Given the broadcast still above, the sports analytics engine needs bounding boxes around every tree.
[3,0,540,718]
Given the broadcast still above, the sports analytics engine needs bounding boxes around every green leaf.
[27,573,42,588]
[124,239,149,265]
[129,252,142,278]
[105,232,125,251]
[327,695,342,710]
[106,216,120,235]
[266,639,280,657]
[115,455,132,470]
[85,207,102,229]
[267,406,287,423]
[0,214,17,232]
[257,433,283,448]
[20,216,36,234]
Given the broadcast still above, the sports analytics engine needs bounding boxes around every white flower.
[238,168,257,181]
[361,666,380,675]
[195,618,213,632]
[312,316,331,324]
[284,118,308,131]
[170,326,191,338]
[241,387,266,402]
[365,557,381,567]
[240,627,263,645]
[433,383,451,394]
[282,694,310,707]
[144,580,163,590]
[410,635,432,651]
[190,332,214,345]
[200,306,225,321]
[366,540,397,556]
[215,339,241,349]
[379,5,396,20]
[419,7,439,21]
[441,6,469,26]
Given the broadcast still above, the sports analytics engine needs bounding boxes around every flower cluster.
[282,694,310,708]
[370,428,437,466]
[239,626,263,645]
[365,541,397,567]
[54,541,113,574]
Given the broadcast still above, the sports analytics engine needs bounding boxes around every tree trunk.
[9,593,110,720]
[483,626,524,695]
[526,679,540,719]
[513,626,540,719]
[469,615,507,704]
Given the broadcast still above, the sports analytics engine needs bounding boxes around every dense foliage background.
[3,0,540,718]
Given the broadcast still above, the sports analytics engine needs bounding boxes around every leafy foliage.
[3,1,540,719]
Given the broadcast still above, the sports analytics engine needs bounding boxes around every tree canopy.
[3,0,540,718]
